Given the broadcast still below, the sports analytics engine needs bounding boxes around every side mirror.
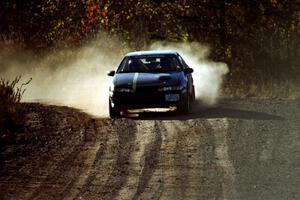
[107,70,115,76]
[183,68,194,74]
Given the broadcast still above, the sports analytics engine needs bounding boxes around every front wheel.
[109,99,120,118]
[177,93,191,114]
[191,85,196,103]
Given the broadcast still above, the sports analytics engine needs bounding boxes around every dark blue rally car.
[107,50,195,118]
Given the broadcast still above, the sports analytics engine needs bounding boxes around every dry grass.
[0,76,31,145]
[222,78,300,99]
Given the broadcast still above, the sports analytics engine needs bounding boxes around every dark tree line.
[1,0,299,89]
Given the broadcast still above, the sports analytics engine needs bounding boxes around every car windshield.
[117,55,182,73]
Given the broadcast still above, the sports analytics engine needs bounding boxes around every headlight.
[110,84,132,93]
[158,85,184,92]
[114,88,132,93]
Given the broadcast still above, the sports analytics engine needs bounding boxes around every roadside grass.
[0,76,31,147]
[222,74,300,99]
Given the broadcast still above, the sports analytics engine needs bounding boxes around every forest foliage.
[1,0,300,94]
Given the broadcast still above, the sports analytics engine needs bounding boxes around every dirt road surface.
[1,98,300,200]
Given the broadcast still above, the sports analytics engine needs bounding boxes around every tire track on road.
[210,118,238,200]
[64,119,110,200]
[29,118,104,200]
[159,120,191,200]
[132,121,162,200]
[101,119,137,199]
[74,118,137,200]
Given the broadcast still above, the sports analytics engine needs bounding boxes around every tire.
[191,85,196,103]
[177,93,190,114]
[109,99,120,118]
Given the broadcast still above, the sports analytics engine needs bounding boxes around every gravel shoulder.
[0,98,299,200]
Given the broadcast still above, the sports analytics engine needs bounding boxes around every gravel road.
[1,98,300,200]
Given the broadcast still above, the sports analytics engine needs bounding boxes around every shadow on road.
[132,106,284,121]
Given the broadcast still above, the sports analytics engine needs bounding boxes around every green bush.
[0,76,31,144]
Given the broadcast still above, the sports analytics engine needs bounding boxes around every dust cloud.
[151,42,229,106]
[0,34,123,116]
[1,38,228,117]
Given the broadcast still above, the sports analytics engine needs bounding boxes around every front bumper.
[110,90,187,109]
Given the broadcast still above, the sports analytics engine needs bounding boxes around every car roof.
[125,50,178,57]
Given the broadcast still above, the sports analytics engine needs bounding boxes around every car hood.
[113,72,183,88]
